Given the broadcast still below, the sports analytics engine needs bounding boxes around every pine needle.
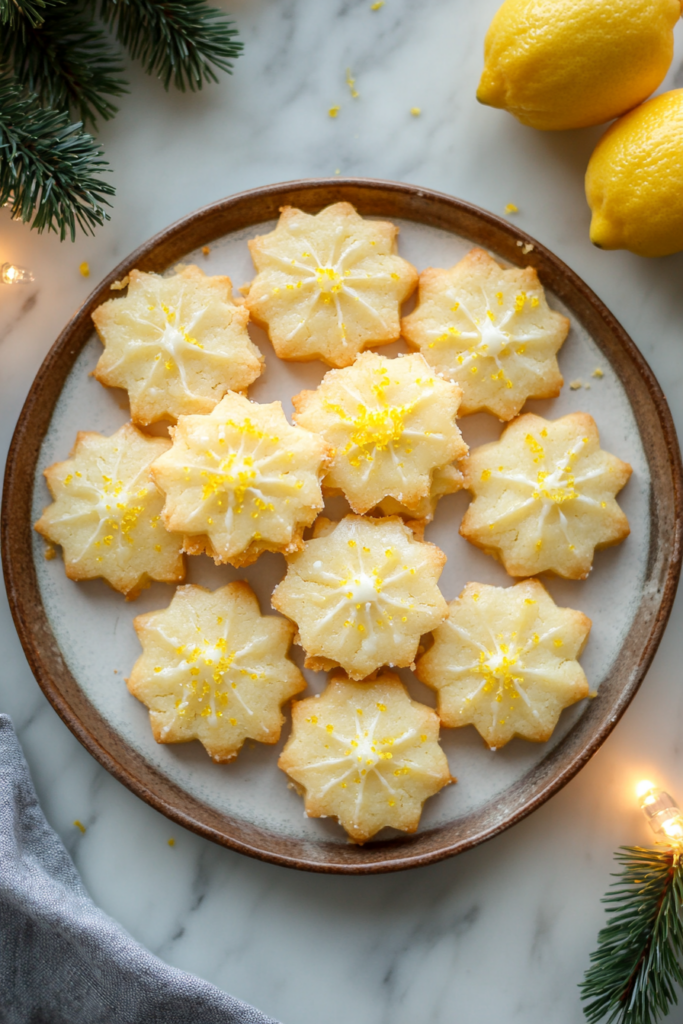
[97,0,243,91]
[581,846,683,1024]
[0,2,128,125]
[0,77,115,239]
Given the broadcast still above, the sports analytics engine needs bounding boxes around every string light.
[636,779,683,842]
[1,262,34,285]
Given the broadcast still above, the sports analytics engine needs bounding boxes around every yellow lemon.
[477,0,681,131]
[586,90,683,257]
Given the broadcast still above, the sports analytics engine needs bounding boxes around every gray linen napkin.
[0,714,280,1024]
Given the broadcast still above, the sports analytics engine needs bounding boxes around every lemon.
[586,90,683,258]
[477,0,681,131]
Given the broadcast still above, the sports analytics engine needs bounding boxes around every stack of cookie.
[35,202,631,844]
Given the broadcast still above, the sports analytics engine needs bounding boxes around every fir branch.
[97,0,242,91]
[0,0,52,28]
[0,78,115,240]
[581,846,683,1024]
[0,2,127,125]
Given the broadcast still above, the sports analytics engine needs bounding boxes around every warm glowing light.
[1,262,34,285]
[637,781,683,845]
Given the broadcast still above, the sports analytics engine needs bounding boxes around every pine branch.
[0,0,51,28]
[0,78,115,240]
[0,2,127,125]
[97,0,242,91]
[581,846,683,1024]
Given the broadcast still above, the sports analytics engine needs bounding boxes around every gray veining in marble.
[2,2,683,1021]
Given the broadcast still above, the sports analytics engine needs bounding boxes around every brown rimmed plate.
[3,178,682,874]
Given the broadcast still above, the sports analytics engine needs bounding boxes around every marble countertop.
[2,2,683,1021]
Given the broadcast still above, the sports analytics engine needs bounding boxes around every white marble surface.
[2,2,683,1021]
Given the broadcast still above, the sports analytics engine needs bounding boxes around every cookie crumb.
[329,105,340,118]
[44,545,56,561]
[73,820,86,834]
[569,379,582,390]
[504,203,519,215]
[201,246,211,256]
[79,262,90,278]
[592,367,604,378]
[109,275,130,291]
[588,690,598,698]
[168,838,175,847]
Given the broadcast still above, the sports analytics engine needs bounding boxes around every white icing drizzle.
[297,705,439,826]
[426,287,548,385]
[255,226,402,346]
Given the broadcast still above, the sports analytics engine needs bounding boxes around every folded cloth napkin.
[0,714,280,1024]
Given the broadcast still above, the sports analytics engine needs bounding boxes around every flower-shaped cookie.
[151,392,330,567]
[271,515,448,680]
[245,202,418,367]
[401,248,569,420]
[292,351,467,514]
[375,462,464,522]
[416,580,591,749]
[34,423,184,599]
[460,412,632,579]
[129,582,306,762]
[279,671,452,843]
[93,264,264,425]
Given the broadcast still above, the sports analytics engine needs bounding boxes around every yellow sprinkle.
[79,262,90,278]
[73,820,86,834]
[481,468,491,481]
[410,107,421,117]
[593,367,604,378]
[370,0,384,8]
[524,598,536,605]
[168,838,175,847]
[554,638,563,647]
[329,105,341,118]
[346,68,359,99]
[504,204,519,215]
[326,724,334,733]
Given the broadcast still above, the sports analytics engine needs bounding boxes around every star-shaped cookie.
[93,264,264,425]
[150,392,331,567]
[279,670,452,843]
[34,423,184,599]
[271,514,448,680]
[459,412,632,578]
[129,582,306,762]
[416,580,591,749]
[292,351,467,514]
[401,248,569,420]
[245,202,418,367]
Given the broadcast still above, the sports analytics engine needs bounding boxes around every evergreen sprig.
[581,846,683,1024]
[97,0,242,92]
[0,78,114,240]
[0,2,127,125]
[0,0,49,28]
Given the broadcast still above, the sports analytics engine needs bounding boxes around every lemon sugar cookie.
[279,671,452,843]
[416,580,591,750]
[460,412,632,579]
[271,514,448,680]
[292,351,467,515]
[129,582,306,762]
[244,202,418,367]
[401,248,569,420]
[150,392,330,567]
[93,264,264,425]
[34,423,184,599]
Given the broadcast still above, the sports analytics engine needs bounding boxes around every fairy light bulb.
[1,262,34,285]
[636,780,683,842]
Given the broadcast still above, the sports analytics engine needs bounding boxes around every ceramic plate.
[3,179,682,873]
